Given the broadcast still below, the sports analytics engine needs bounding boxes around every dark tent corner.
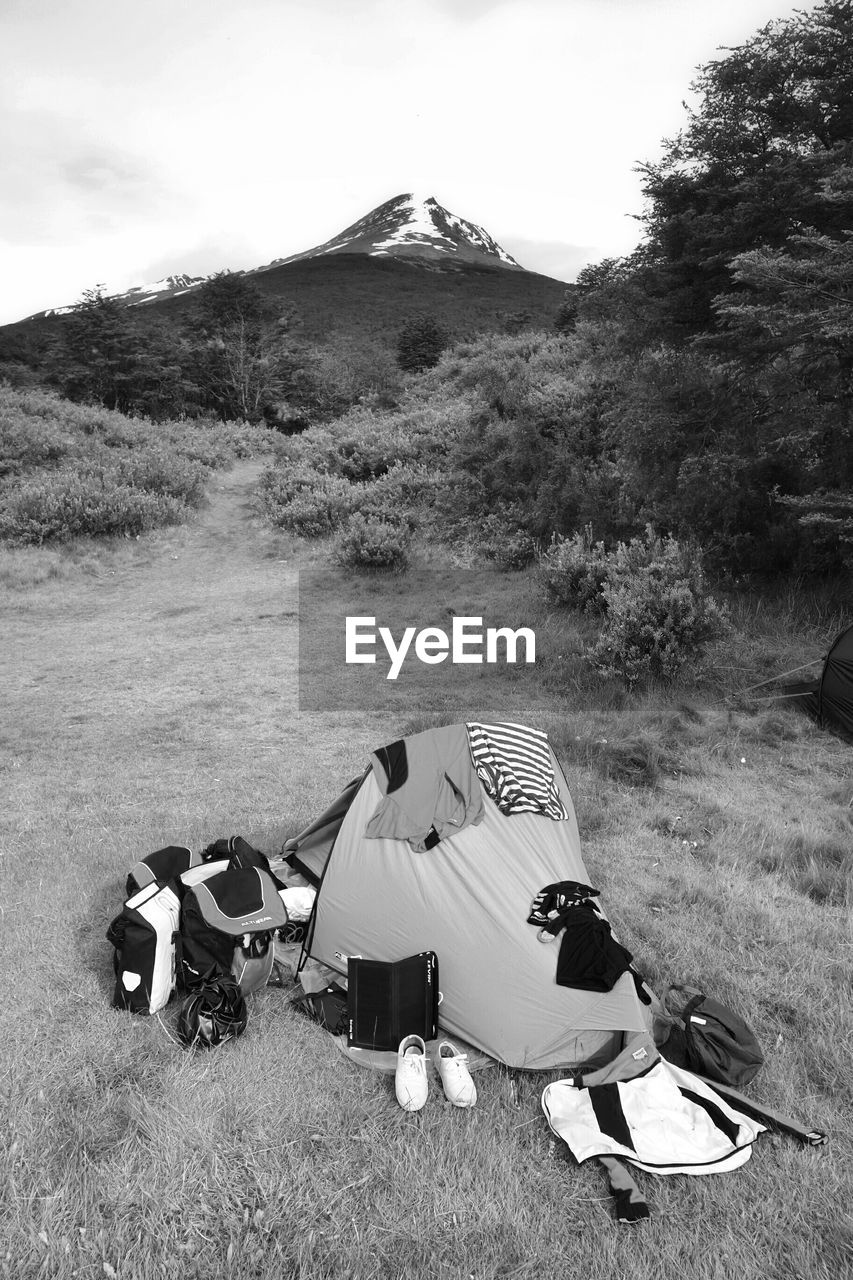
[781,623,853,743]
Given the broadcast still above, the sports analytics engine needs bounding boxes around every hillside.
[5,254,568,350]
[4,191,570,353]
[246,254,567,342]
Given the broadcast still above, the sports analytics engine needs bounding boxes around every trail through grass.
[1,463,850,1280]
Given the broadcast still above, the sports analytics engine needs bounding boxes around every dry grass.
[1,463,851,1279]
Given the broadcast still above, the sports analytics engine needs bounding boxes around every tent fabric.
[290,727,652,1071]
[818,623,853,736]
[283,772,367,885]
[781,623,853,738]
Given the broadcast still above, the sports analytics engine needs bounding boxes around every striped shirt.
[466,722,570,820]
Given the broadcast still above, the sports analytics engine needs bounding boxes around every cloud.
[499,237,602,284]
[0,106,164,244]
[427,0,512,16]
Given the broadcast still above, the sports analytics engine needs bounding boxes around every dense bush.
[540,526,609,612]
[543,524,729,685]
[255,388,470,552]
[0,474,187,544]
[354,462,436,530]
[0,414,74,477]
[0,386,259,545]
[488,529,538,571]
[332,512,411,572]
[257,469,356,537]
[590,529,730,685]
[301,337,403,419]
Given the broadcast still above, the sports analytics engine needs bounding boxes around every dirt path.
[1,460,384,855]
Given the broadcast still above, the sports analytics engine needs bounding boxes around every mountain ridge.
[22,193,528,321]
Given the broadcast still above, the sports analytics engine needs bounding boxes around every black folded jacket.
[554,904,634,992]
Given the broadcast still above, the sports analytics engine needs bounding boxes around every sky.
[0,0,822,325]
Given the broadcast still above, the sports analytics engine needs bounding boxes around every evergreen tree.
[58,288,185,417]
[396,314,449,372]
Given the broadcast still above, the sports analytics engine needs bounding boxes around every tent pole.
[735,658,824,696]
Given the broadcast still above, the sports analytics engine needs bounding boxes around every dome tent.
[778,623,853,739]
[807,623,853,736]
[284,724,654,1071]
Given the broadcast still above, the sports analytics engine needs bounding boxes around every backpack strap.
[681,993,706,1021]
[700,1076,828,1146]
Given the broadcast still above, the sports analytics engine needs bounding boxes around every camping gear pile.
[107,722,827,1221]
[106,835,315,1045]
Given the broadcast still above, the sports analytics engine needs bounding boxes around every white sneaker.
[395,1034,428,1112]
[436,1040,477,1107]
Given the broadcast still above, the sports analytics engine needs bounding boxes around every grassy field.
[1,460,851,1280]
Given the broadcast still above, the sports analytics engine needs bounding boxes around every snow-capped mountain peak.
[21,191,525,320]
[257,192,523,272]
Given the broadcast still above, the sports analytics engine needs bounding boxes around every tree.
[709,187,853,568]
[183,272,301,422]
[396,314,449,373]
[636,0,853,334]
[58,287,185,418]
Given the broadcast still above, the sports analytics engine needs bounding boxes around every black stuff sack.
[665,985,764,1088]
[291,984,349,1036]
[200,835,282,880]
[177,973,248,1048]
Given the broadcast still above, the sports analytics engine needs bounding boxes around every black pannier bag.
[106,882,181,1014]
[664,985,764,1087]
[126,844,202,898]
[347,951,439,1051]
[180,866,289,995]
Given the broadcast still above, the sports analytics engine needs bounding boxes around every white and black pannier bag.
[125,844,203,898]
[106,882,181,1015]
[180,866,289,995]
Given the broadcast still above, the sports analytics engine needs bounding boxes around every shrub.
[0,386,260,546]
[590,528,730,686]
[0,473,187,544]
[160,419,252,468]
[113,448,208,507]
[0,415,74,478]
[259,471,356,537]
[302,338,403,418]
[353,462,435,530]
[490,529,538,571]
[332,512,411,572]
[540,525,609,612]
[461,507,538,569]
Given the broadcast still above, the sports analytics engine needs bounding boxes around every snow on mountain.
[22,193,525,321]
[254,193,523,272]
[121,273,205,304]
[32,273,207,319]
